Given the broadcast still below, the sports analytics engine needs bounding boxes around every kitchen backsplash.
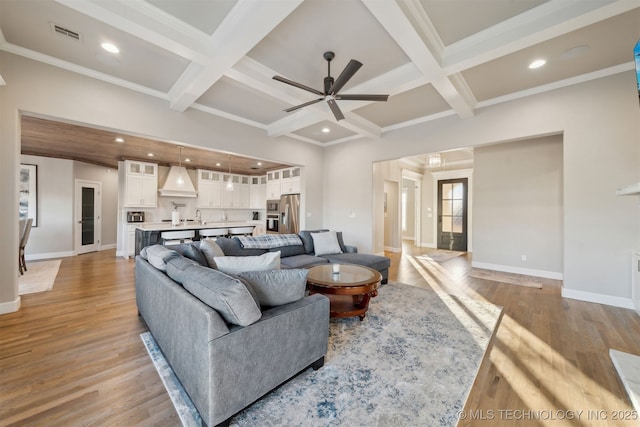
[139,197,264,223]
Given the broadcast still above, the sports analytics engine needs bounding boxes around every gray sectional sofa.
[216,230,391,283]
[135,230,390,426]
[136,247,329,427]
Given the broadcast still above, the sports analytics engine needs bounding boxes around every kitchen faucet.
[195,209,201,224]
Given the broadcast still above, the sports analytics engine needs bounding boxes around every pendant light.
[427,153,444,170]
[226,154,234,191]
[176,146,185,186]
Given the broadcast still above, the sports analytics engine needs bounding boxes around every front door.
[437,178,468,251]
[75,180,101,254]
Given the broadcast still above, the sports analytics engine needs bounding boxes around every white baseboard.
[471,261,563,280]
[384,246,402,253]
[0,296,21,314]
[26,251,74,261]
[562,288,634,310]
[419,242,437,248]
[101,244,116,250]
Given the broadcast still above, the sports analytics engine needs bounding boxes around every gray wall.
[0,52,324,312]
[472,136,564,277]
[324,72,639,308]
[19,155,119,259]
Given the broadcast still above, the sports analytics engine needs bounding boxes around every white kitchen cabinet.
[125,224,137,258]
[281,167,301,195]
[197,170,223,208]
[250,175,267,209]
[266,170,281,199]
[124,160,157,207]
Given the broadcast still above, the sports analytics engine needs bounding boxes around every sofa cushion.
[141,245,180,272]
[200,239,225,268]
[171,242,207,266]
[238,269,308,307]
[182,265,262,326]
[166,256,201,285]
[269,244,306,257]
[215,237,268,257]
[311,231,343,256]
[321,252,391,272]
[280,254,329,269]
[298,229,329,254]
[213,251,281,276]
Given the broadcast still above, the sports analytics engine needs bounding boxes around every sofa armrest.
[345,245,358,253]
[206,293,329,426]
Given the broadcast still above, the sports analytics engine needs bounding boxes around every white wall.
[401,178,416,240]
[0,52,325,312]
[473,136,564,278]
[324,72,639,308]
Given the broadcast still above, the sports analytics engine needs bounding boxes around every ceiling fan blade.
[328,59,362,95]
[336,94,389,102]
[284,98,324,113]
[273,75,324,96]
[327,99,345,121]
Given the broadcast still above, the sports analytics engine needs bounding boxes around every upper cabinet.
[197,170,252,209]
[124,160,157,207]
[250,175,267,209]
[280,167,301,195]
[266,170,281,200]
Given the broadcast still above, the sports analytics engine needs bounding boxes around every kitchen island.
[134,221,262,255]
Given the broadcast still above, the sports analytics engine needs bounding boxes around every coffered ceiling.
[1,0,638,169]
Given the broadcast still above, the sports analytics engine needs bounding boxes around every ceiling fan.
[272,51,389,121]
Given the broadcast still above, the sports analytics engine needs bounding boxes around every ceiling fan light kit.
[273,51,389,121]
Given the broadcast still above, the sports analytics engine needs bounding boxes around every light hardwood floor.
[1,245,639,426]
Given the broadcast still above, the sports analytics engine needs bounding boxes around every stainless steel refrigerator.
[279,193,300,234]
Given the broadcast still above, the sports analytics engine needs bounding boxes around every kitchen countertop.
[135,220,262,231]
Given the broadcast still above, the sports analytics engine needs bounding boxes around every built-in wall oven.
[266,200,279,233]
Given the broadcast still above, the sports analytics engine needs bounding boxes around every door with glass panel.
[437,178,467,251]
[74,180,101,254]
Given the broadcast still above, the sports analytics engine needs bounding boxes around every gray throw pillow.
[166,256,200,285]
[213,251,281,276]
[183,265,262,327]
[238,269,308,307]
[144,245,180,271]
[200,239,225,268]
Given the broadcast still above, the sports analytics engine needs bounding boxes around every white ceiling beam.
[443,0,635,74]
[53,0,212,63]
[362,0,475,118]
[168,0,303,112]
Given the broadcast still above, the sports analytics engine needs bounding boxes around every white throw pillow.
[213,251,281,275]
[311,231,343,256]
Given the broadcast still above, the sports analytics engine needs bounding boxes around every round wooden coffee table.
[306,264,381,320]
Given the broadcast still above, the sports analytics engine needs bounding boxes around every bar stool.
[161,230,195,246]
[228,226,255,237]
[199,228,228,240]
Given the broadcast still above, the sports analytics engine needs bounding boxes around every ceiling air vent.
[50,23,82,42]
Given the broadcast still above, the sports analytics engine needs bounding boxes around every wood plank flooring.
[1,245,639,426]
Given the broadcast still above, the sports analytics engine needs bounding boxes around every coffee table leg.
[355,290,378,321]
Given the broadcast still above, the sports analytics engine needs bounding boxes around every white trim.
[432,169,474,252]
[0,296,21,314]
[562,288,633,310]
[384,246,402,253]
[472,261,563,280]
[26,251,74,261]
[420,242,437,249]
[100,244,117,251]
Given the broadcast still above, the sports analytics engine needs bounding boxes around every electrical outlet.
[521,255,527,262]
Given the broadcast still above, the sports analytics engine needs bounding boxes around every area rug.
[468,268,543,289]
[417,250,465,263]
[18,259,61,295]
[142,282,503,426]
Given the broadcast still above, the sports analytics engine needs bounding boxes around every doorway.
[437,178,468,251]
[74,180,101,254]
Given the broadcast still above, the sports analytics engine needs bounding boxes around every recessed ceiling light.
[528,59,546,69]
[322,127,330,133]
[114,137,124,143]
[101,42,119,54]
[184,158,191,162]
[257,162,262,166]
[216,162,221,167]
[147,153,154,157]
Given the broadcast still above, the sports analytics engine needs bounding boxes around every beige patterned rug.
[468,268,543,289]
[19,260,61,295]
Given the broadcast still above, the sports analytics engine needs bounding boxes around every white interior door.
[75,180,101,254]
